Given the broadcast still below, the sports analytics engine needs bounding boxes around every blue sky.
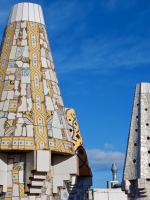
[1,0,150,188]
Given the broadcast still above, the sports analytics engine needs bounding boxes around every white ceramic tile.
[37,150,49,172]
[7,91,14,99]
[34,4,40,23]
[30,188,41,194]
[43,42,48,49]
[14,30,19,40]
[19,171,24,183]
[0,102,4,110]
[61,116,67,129]
[0,153,7,171]
[54,105,58,109]
[41,48,46,57]
[56,85,60,95]
[9,75,15,80]
[29,196,36,200]
[21,76,30,83]
[5,76,8,80]
[13,40,16,45]
[0,171,7,192]
[23,63,29,68]
[16,113,22,117]
[23,28,27,40]
[52,111,61,128]
[21,39,27,46]
[6,68,16,74]
[12,198,19,200]
[1,91,8,100]
[15,124,22,136]
[3,100,9,111]
[24,46,28,51]
[33,173,46,179]
[53,85,57,94]
[21,83,26,95]
[49,69,56,82]
[40,38,43,45]
[8,159,13,171]
[22,3,28,21]
[43,79,50,95]
[18,96,27,112]
[41,195,46,200]
[27,125,33,137]
[45,69,51,80]
[8,6,13,24]
[32,180,43,186]
[21,21,26,28]
[16,3,23,21]
[17,118,24,123]
[38,5,45,25]
[14,81,19,90]
[22,126,26,136]
[45,96,54,111]
[15,90,20,96]
[29,3,35,21]
[16,61,23,68]
[29,197,36,200]
[49,52,53,62]
[14,154,21,162]
[27,98,32,111]
[58,95,64,106]
[0,118,7,136]
[8,112,16,120]
[23,46,29,57]
[7,171,12,187]
[52,97,56,105]
[46,182,51,195]
[9,46,17,60]
[52,127,62,139]
[47,59,50,68]
[53,93,58,99]
[10,4,18,23]
[41,57,48,68]
[40,33,44,40]
[20,198,28,200]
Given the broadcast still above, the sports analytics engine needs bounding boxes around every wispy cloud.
[44,0,93,38]
[87,148,125,171]
[53,35,150,74]
[104,143,114,149]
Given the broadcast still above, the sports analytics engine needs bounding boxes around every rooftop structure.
[107,164,120,189]
[0,3,92,200]
[122,83,150,199]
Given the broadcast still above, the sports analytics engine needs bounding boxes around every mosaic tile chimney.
[122,83,150,199]
[0,3,92,200]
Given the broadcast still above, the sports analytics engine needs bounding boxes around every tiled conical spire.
[0,3,92,198]
[122,83,150,199]
[0,2,73,152]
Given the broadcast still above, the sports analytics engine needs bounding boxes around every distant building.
[85,164,128,200]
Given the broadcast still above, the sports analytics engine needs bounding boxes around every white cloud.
[53,35,150,74]
[104,143,114,149]
[87,148,125,171]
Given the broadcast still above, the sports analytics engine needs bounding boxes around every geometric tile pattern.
[0,19,73,154]
[65,108,92,176]
[0,3,92,200]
